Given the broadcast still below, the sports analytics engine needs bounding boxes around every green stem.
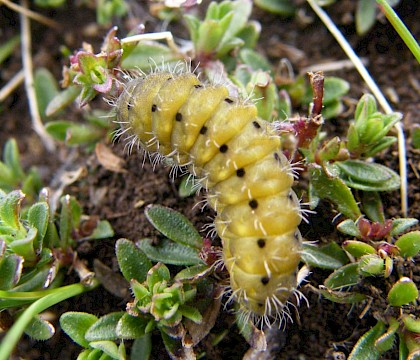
[0,280,99,360]
[376,0,420,64]
[0,287,73,300]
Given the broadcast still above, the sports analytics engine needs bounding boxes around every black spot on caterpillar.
[115,69,303,326]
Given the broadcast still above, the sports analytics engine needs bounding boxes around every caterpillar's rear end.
[115,69,303,326]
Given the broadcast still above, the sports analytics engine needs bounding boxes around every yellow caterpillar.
[115,68,303,326]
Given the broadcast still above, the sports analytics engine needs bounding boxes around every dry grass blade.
[20,0,56,152]
[0,0,61,29]
[0,69,24,102]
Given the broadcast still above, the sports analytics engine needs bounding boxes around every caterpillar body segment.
[116,70,302,325]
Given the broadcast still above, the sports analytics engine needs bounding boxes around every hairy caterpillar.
[115,67,303,326]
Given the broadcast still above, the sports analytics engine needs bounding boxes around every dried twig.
[0,0,61,29]
[20,0,55,152]
[0,69,24,102]
[300,58,369,75]
[307,0,408,217]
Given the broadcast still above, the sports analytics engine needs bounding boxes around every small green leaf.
[188,0,253,59]
[412,126,420,149]
[361,191,385,223]
[45,86,81,117]
[145,205,202,249]
[96,0,127,25]
[318,137,341,162]
[358,254,385,276]
[335,160,400,191]
[179,305,202,324]
[58,195,79,247]
[301,242,348,270]
[402,315,420,333]
[356,0,378,34]
[359,117,385,144]
[60,312,99,348]
[85,312,125,342]
[84,348,104,360]
[43,216,60,249]
[160,328,192,360]
[34,68,59,118]
[337,219,361,238]
[118,342,126,360]
[391,218,418,236]
[0,254,23,290]
[21,169,42,201]
[85,220,114,240]
[65,124,104,146]
[10,263,52,292]
[205,1,218,20]
[27,202,50,251]
[137,238,204,266]
[355,94,378,124]
[0,163,15,189]
[254,0,295,15]
[236,20,261,48]
[76,349,93,360]
[9,227,38,262]
[399,333,409,360]
[324,263,360,289]
[395,231,420,257]
[116,239,152,283]
[90,341,119,359]
[147,262,170,290]
[244,71,278,121]
[238,48,272,72]
[0,190,25,230]
[387,277,418,307]
[131,335,152,360]
[336,160,394,183]
[130,279,150,304]
[25,315,55,340]
[184,15,200,45]
[343,240,376,258]
[0,35,20,65]
[116,313,149,339]
[323,77,350,104]
[174,264,211,282]
[347,123,360,152]
[405,339,420,360]
[85,110,111,129]
[309,166,361,220]
[4,139,25,180]
[385,254,393,278]
[318,286,367,304]
[218,0,252,54]
[322,99,344,119]
[178,176,200,198]
[45,121,75,141]
[371,112,402,143]
[198,19,226,54]
[348,321,386,360]
[364,136,397,157]
[375,318,399,353]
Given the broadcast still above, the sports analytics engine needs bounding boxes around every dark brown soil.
[1,1,419,359]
